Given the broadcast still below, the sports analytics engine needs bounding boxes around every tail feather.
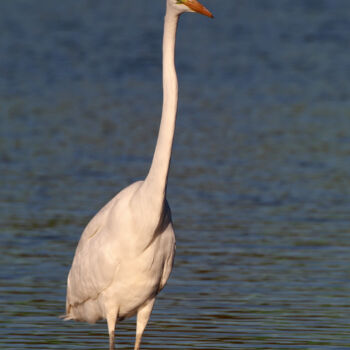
[59,303,74,321]
[59,311,75,321]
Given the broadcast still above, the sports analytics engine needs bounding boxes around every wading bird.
[63,0,213,349]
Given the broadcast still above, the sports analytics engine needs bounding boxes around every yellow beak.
[184,0,214,18]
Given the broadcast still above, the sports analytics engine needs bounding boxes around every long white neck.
[144,7,179,198]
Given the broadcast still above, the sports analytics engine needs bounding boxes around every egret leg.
[107,312,117,350]
[134,298,155,350]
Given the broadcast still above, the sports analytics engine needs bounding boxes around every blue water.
[1,0,350,348]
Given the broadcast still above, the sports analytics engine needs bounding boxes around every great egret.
[63,0,213,349]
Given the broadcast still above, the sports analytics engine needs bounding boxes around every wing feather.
[66,195,120,308]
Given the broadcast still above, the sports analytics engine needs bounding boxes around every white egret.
[63,0,213,349]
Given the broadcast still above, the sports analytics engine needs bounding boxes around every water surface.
[1,0,350,348]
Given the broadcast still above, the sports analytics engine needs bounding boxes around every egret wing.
[66,196,120,307]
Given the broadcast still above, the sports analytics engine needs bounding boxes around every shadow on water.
[1,0,350,348]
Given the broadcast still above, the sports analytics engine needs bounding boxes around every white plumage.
[66,182,175,321]
[63,1,213,349]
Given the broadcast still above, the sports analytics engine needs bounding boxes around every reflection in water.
[1,0,350,348]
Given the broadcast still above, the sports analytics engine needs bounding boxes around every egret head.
[169,0,214,18]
